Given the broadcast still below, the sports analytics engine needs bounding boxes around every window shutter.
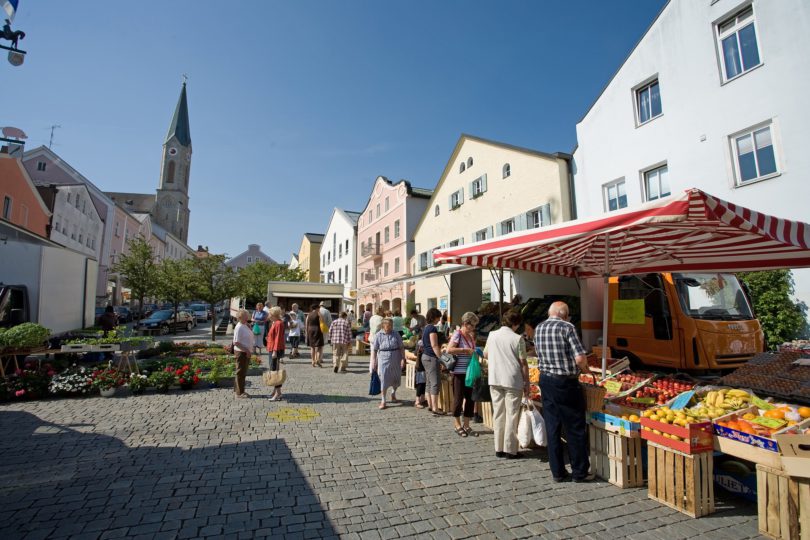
[481,174,488,193]
[447,194,454,209]
[541,203,551,226]
[428,248,434,268]
[468,181,475,198]
[458,236,464,245]
[487,225,494,239]
[458,187,465,204]
[515,213,527,231]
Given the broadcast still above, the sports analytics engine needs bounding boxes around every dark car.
[141,304,160,318]
[114,306,132,323]
[136,309,195,334]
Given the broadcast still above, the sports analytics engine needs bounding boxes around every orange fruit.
[727,421,742,431]
[798,407,810,419]
[764,409,785,420]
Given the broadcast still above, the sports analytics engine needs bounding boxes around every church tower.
[154,82,192,243]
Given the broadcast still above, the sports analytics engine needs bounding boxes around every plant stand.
[756,464,810,539]
[405,360,416,390]
[648,441,714,518]
[438,374,454,414]
[115,351,139,374]
[589,424,645,488]
[0,346,49,377]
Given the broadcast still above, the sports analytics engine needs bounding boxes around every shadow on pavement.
[280,392,376,405]
[0,410,338,539]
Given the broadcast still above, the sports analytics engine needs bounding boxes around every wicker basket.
[582,373,606,413]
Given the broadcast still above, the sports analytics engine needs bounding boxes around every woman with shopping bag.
[482,309,530,458]
[447,312,480,437]
[265,306,287,401]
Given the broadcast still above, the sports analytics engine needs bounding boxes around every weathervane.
[1,1,27,66]
[182,73,188,85]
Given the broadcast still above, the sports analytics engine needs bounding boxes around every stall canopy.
[433,188,810,375]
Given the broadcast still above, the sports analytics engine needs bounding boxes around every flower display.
[127,373,149,394]
[90,368,127,391]
[48,365,94,396]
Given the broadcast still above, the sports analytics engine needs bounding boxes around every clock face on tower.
[168,147,178,156]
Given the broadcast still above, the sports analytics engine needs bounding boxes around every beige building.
[296,233,324,282]
[412,134,578,323]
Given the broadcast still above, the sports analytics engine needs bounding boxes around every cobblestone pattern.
[0,345,765,539]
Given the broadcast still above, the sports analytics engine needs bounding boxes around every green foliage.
[0,323,50,349]
[738,270,809,349]
[236,261,306,305]
[156,258,196,308]
[147,370,176,392]
[190,254,239,341]
[111,236,158,321]
[65,326,151,346]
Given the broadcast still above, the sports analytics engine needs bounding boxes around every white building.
[412,134,576,323]
[572,0,810,335]
[319,208,361,313]
[36,183,104,260]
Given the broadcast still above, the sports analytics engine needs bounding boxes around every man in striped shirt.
[534,301,593,483]
[329,312,353,373]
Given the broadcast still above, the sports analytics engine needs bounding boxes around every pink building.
[356,176,432,314]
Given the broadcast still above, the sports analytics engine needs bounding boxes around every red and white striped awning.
[433,188,810,278]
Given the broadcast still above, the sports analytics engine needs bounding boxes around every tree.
[190,254,239,341]
[111,236,158,322]
[236,260,307,305]
[738,270,809,349]
[155,258,195,334]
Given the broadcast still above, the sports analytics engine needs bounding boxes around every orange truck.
[607,272,764,371]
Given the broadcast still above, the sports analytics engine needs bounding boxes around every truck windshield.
[673,273,754,320]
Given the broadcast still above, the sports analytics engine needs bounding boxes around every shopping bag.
[263,369,287,387]
[517,401,535,448]
[465,352,482,387]
[438,352,456,371]
[471,377,491,402]
[527,401,546,447]
[369,371,381,396]
[252,323,261,335]
[320,321,329,335]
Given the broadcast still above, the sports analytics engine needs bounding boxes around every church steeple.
[165,82,191,147]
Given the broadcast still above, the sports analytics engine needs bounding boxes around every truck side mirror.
[10,308,24,326]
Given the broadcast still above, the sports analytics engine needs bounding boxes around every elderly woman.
[306,304,324,367]
[370,317,406,409]
[447,311,480,437]
[266,306,286,401]
[251,302,269,355]
[232,309,253,398]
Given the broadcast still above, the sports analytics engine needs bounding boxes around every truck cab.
[607,272,764,371]
[0,284,29,328]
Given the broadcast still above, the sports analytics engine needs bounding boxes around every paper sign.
[631,397,656,405]
[753,396,775,410]
[612,299,645,325]
[750,416,786,429]
[793,358,810,366]
[670,390,696,410]
[603,380,623,394]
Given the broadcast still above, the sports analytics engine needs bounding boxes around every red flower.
[192,376,199,384]
[179,378,186,384]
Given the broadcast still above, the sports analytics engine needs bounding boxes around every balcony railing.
[361,241,382,259]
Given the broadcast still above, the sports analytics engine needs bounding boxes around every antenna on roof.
[48,124,61,149]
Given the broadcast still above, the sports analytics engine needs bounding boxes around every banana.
[705,391,716,407]
[727,389,750,398]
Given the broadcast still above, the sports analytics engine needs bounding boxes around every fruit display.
[640,410,714,454]
[683,388,753,420]
[528,367,540,384]
[528,383,540,400]
[721,351,810,403]
[715,410,790,438]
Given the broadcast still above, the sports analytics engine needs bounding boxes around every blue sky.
[5,0,666,261]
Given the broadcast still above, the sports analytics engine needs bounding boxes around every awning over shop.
[270,292,345,299]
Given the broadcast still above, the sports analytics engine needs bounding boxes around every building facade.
[226,244,277,271]
[36,183,103,260]
[572,0,810,339]
[296,233,324,282]
[413,135,576,323]
[319,208,361,313]
[1,153,51,238]
[356,177,432,316]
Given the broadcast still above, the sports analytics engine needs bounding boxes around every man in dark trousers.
[534,301,593,483]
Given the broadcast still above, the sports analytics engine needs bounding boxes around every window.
[470,174,487,198]
[419,252,428,271]
[54,218,60,232]
[167,161,175,183]
[604,180,628,212]
[114,222,120,237]
[376,203,380,218]
[448,239,460,247]
[71,225,77,240]
[500,219,515,235]
[338,268,342,282]
[345,239,349,252]
[394,219,400,238]
[459,162,466,173]
[503,163,511,178]
[66,192,71,203]
[36,161,46,171]
[717,6,761,81]
[449,188,464,210]
[385,197,389,212]
[467,157,473,168]
[526,204,551,228]
[75,195,80,209]
[2,196,11,219]
[434,205,440,217]
[384,226,390,243]
[384,262,389,277]
[345,265,348,281]
[339,244,343,258]
[394,258,400,273]
[636,79,662,124]
[247,256,252,263]
[733,124,777,184]
[643,165,670,201]
[78,233,83,244]
[475,227,491,242]
[368,211,372,223]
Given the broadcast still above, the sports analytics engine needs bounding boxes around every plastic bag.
[517,402,535,448]
[527,401,546,446]
[369,371,381,396]
[465,352,482,387]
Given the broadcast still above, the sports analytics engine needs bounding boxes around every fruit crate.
[589,424,645,488]
[756,463,810,539]
[590,411,641,438]
[648,442,715,518]
[480,400,493,429]
[438,374,454,414]
[405,360,416,390]
[586,354,630,377]
[640,417,714,454]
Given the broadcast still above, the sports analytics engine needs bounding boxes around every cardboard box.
[775,433,810,478]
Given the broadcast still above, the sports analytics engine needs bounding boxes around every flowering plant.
[6,360,53,399]
[49,365,93,396]
[127,372,149,394]
[90,368,127,391]
[173,364,201,388]
[148,370,176,392]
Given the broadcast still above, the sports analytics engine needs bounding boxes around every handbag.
[320,320,329,335]
[263,369,287,387]
[252,323,261,335]
[369,371,381,396]
[517,401,535,448]
[438,352,456,371]
[471,376,491,402]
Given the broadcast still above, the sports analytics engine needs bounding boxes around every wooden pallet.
[480,400,493,429]
[405,360,415,390]
[589,425,645,488]
[648,442,714,518]
[756,464,810,539]
[438,375,454,414]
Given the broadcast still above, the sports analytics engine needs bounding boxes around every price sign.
[670,390,695,410]
[603,380,623,394]
[752,396,775,410]
[631,397,656,405]
[750,416,786,429]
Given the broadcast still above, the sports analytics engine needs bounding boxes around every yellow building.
[296,233,324,283]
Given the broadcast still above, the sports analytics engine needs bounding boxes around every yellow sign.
[267,407,320,423]
[612,299,645,325]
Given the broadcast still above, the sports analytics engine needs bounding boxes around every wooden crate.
[589,425,645,488]
[405,360,416,390]
[648,442,715,518]
[480,400,493,429]
[756,464,810,540]
[438,375,454,414]
[354,338,369,355]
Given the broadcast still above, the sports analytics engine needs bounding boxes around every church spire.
[165,82,191,147]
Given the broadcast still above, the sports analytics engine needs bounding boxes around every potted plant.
[91,368,126,397]
[48,365,93,396]
[148,369,176,393]
[173,364,200,390]
[127,372,149,395]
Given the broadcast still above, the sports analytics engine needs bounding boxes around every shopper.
[251,302,268,355]
[287,307,302,358]
[306,304,324,367]
[362,304,372,329]
[483,310,529,459]
[409,309,426,333]
[392,311,405,335]
[421,308,443,415]
[329,312,352,373]
[368,307,385,344]
[319,301,333,329]
[370,317,405,409]
[535,301,592,482]
[99,306,117,335]
[232,309,253,399]
[266,306,286,401]
[447,311,480,437]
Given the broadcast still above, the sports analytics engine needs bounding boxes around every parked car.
[189,303,210,322]
[114,306,133,323]
[179,308,197,328]
[136,310,195,334]
[141,304,160,318]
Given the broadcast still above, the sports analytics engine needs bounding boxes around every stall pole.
[601,233,610,380]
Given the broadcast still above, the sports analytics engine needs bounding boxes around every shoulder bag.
[438,352,456,371]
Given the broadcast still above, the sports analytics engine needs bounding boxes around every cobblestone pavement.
[0,345,764,539]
